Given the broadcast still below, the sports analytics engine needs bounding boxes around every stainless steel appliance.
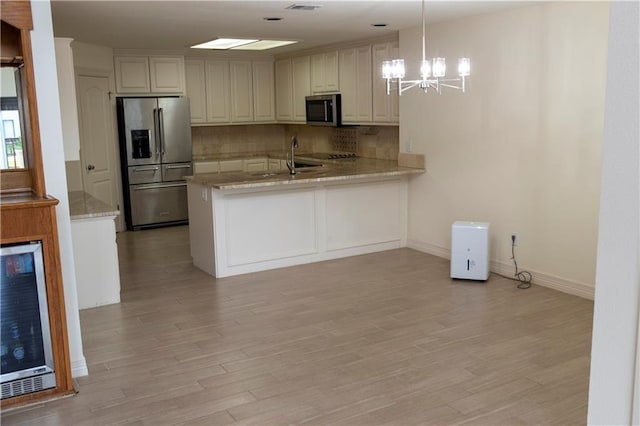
[116,97,193,230]
[305,94,341,127]
[1,241,56,399]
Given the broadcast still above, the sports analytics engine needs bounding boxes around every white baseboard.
[407,239,594,300]
[71,357,88,378]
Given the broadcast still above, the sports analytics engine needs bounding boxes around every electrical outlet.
[511,233,518,246]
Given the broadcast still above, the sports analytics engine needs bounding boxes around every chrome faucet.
[286,135,299,175]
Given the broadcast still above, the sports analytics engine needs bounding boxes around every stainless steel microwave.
[305,94,341,127]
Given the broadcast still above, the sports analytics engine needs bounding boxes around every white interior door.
[76,72,123,230]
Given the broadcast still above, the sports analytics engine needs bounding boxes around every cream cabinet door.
[194,161,219,174]
[252,61,275,122]
[149,56,185,93]
[355,46,372,122]
[268,159,281,171]
[114,56,150,93]
[372,41,399,123]
[244,158,268,172]
[311,51,339,93]
[185,59,207,123]
[205,60,231,123]
[230,61,254,122]
[292,56,311,122]
[339,46,372,124]
[275,59,293,121]
[219,159,244,172]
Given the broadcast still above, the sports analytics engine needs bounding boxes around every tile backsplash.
[191,124,399,160]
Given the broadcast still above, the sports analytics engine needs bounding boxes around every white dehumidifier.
[451,221,490,281]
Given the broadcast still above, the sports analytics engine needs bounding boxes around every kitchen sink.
[293,160,323,168]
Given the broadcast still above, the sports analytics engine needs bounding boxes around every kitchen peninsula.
[187,156,424,278]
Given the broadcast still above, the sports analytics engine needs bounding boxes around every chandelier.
[382,0,470,96]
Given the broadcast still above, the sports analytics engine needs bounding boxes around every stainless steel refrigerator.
[116,97,193,230]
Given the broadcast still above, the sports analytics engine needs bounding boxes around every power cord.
[492,234,532,289]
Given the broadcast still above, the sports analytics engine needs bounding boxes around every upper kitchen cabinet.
[310,50,339,94]
[252,60,275,122]
[275,58,293,121]
[184,58,275,125]
[114,55,185,94]
[371,42,399,124]
[274,56,310,123]
[292,56,311,121]
[339,46,372,123]
[184,59,206,123]
[204,60,231,123]
[229,61,254,122]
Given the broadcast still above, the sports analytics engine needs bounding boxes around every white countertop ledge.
[68,191,120,220]
[186,158,425,191]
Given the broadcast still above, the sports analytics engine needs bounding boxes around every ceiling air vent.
[286,4,321,11]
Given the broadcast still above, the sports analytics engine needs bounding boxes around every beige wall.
[401,2,609,296]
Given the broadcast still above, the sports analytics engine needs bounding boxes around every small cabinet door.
[244,158,268,172]
[268,159,281,171]
[185,59,207,123]
[205,60,231,123]
[114,56,150,93]
[275,59,293,121]
[311,51,339,93]
[252,61,275,122]
[149,56,185,93]
[292,56,311,122]
[340,46,372,123]
[230,61,254,122]
[219,159,243,172]
[372,41,399,123]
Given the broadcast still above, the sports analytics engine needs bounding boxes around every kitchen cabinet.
[230,61,254,122]
[292,56,311,121]
[219,159,244,172]
[114,55,185,94]
[252,61,275,122]
[194,161,219,174]
[339,46,372,123]
[268,159,281,171]
[275,59,293,121]
[372,42,400,123]
[311,50,339,93]
[184,59,207,123]
[204,60,231,123]
[243,158,268,172]
[186,58,275,125]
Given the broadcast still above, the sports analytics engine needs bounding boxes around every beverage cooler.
[0,241,56,399]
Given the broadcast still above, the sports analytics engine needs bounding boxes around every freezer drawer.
[128,165,162,185]
[129,182,188,228]
[162,162,192,182]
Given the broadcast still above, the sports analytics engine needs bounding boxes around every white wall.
[30,0,87,377]
[588,1,640,423]
[401,2,609,298]
[54,38,81,162]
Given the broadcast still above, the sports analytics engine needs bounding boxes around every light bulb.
[391,59,405,79]
[458,58,470,77]
[420,59,431,78]
[432,58,446,78]
[382,61,392,79]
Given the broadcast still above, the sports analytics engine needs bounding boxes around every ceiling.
[50,1,527,55]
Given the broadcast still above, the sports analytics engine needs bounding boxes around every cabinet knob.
[87,164,95,171]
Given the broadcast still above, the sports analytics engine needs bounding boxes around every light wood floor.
[3,225,594,425]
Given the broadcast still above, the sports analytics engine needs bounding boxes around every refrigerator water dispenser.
[451,221,490,281]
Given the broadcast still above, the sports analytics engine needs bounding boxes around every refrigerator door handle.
[165,164,191,169]
[132,166,160,172]
[134,182,186,191]
[153,108,161,156]
[158,108,165,156]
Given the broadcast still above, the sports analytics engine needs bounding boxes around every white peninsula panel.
[188,175,410,278]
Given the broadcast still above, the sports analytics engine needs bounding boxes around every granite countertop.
[186,157,424,190]
[68,191,120,220]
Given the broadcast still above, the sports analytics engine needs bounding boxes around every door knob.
[87,164,95,171]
